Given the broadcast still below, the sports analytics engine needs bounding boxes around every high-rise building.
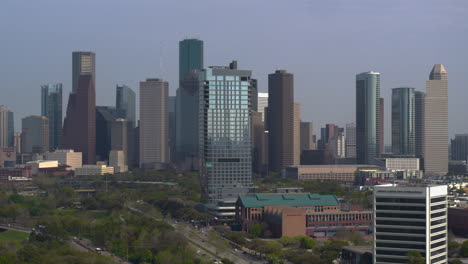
[415,91,426,160]
[168,96,176,163]
[345,123,356,158]
[0,106,9,147]
[392,87,415,155]
[13,132,21,153]
[373,184,448,264]
[175,71,199,168]
[62,52,96,164]
[424,64,448,176]
[252,111,267,174]
[328,132,346,159]
[139,78,169,169]
[109,150,127,173]
[21,116,49,154]
[356,72,381,164]
[111,118,133,167]
[95,106,120,161]
[116,85,136,126]
[379,97,384,156]
[451,134,468,161]
[319,124,342,150]
[199,61,253,203]
[251,79,258,112]
[257,92,268,122]
[294,103,301,166]
[300,122,315,152]
[7,111,14,147]
[179,38,204,82]
[41,83,63,150]
[267,70,298,172]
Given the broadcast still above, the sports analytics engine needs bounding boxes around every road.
[126,205,265,264]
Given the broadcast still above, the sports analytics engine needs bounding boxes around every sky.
[1,0,467,144]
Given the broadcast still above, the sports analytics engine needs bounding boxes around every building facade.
[116,84,136,125]
[285,165,379,183]
[199,61,253,203]
[41,83,62,150]
[451,134,468,161]
[415,91,426,160]
[75,165,114,176]
[257,92,268,122]
[62,51,96,164]
[345,123,357,158]
[356,72,381,164]
[21,116,49,154]
[0,106,10,148]
[392,87,415,155]
[45,149,82,170]
[267,70,298,172]
[424,64,448,176]
[179,38,203,82]
[373,185,447,264]
[300,122,315,152]
[139,78,169,169]
[109,150,127,173]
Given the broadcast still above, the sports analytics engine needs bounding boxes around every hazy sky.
[1,0,467,144]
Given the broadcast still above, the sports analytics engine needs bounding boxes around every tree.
[448,241,461,257]
[461,240,468,257]
[248,223,262,237]
[407,250,425,264]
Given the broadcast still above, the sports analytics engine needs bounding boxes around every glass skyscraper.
[356,72,381,164]
[179,38,204,82]
[41,83,62,150]
[116,84,136,126]
[392,87,415,155]
[199,61,253,203]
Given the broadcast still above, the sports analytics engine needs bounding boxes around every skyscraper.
[379,97,384,156]
[199,61,253,203]
[0,106,9,147]
[176,38,204,169]
[424,64,448,176]
[179,38,204,82]
[356,72,380,164]
[116,85,136,126]
[373,184,448,264]
[168,96,176,163]
[345,123,356,158]
[267,70,297,172]
[41,83,63,150]
[95,106,118,161]
[252,111,267,174]
[451,134,468,161]
[21,116,49,154]
[392,87,415,155]
[300,122,315,152]
[139,78,169,169]
[61,51,96,164]
[415,91,426,160]
[257,92,268,122]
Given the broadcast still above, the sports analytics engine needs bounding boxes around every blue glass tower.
[392,87,415,155]
[199,61,253,203]
[116,85,136,126]
[41,83,63,150]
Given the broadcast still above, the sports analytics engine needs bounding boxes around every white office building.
[373,184,447,264]
[109,150,127,173]
[75,165,114,176]
[45,149,82,170]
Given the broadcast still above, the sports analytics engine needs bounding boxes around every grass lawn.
[0,230,29,247]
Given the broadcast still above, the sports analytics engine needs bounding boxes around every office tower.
[7,111,13,147]
[179,38,204,82]
[251,79,258,112]
[451,134,468,161]
[258,92,268,122]
[415,91,426,159]
[379,98,384,156]
[345,123,356,158]
[328,132,346,159]
[267,70,296,172]
[293,103,301,165]
[252,111,267,174]
[424,64,448,176]
[168,96,176,163]
[392,87,416,155]
[139,78,169,169]
[199,61,253,203]
[14,132,21,153]
[319,124,342,150]
[0,106,9,147]
[95,106,120,161]
[21,116,49,154]
[41,83,63,150]
[116,85,136,126]
[109,150,127,173]
[373,184,447,264]
[72,51,95,92]
[176,71,200,169]
[300,122,315,152]
[356,72,380,164]
[111,118,134,167]
[62,52,96,164]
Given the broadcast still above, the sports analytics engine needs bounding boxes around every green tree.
[248,223,262,237]
[448,241,461,257]
[407,250,425,264]
[461,240,468,257]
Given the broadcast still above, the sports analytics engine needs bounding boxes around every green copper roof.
[238,193,340,208]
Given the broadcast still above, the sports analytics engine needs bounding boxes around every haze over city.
[2,0,468,142]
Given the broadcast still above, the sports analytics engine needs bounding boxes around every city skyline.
[2,1,467,143]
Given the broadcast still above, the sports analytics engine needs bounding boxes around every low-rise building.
[0,147,16,168]
[45,149,82,170]
[285,165,379,183]
[26,160,59,175]
[236,193,372,239]
[75,165,114,176]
